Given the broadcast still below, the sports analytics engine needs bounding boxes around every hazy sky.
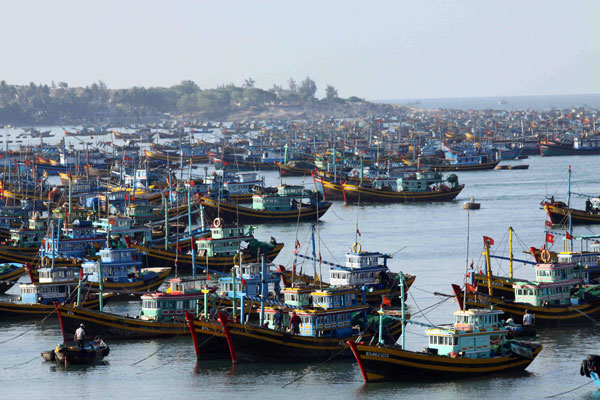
[2,0,599,99]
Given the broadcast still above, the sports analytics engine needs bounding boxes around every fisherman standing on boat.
[289,311,301,335]
[74,323,86,348]
[523,310,535,326]
[586,199,592,212]
[274,308,283,332]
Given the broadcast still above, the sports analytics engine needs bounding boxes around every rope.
[4,355,40,369]
[0,308,56,345]
[545,379,594,398]
[280,346,347,388]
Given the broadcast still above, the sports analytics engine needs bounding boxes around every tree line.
[0,78,365,125]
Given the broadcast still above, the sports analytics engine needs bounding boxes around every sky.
[2,0,599,100]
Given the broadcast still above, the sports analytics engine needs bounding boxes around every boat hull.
[348,342,541,382]
[135,242,284,274]
[192,318,403,362]
[342,183,464,204]
[199,197,332,224]
[544,202,600,225]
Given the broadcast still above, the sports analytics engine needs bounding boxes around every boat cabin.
[19,281,75,305]
[195,224,252,258]
[264,287,365,338]
[426,309,507,359]
[252,185,310,211]
[330,247,390,288]
[217,262,281,298]
[82,248,142,283]
[513,262,583,306]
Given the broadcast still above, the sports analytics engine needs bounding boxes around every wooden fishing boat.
[458,239,600,328]
[47,341,110,365]
[276,161,316,177]
[293,236,416,307]
[347,308,541,382]
[199,185,331,224]
[342,172,463,204]
[543,199,600,225]
[136,220,284,273]
[0,263,24,294]
[144,149,208,164]
[187,289,404,363]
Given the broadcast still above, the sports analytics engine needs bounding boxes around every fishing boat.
[458,237,600,327]
[200,185,331,224]
[136,218,284,273]
[80,247,171,297]
[186,283,404,363]
[542,166,600,225]
[0,265,111,318]
[341,172,463,204]
[539,137,600,156]
[43,340,110,365]
[276,160,316,177]
[347,307,541,382]
[293,232,416,307]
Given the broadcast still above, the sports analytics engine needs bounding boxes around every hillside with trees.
[0,77,398,125]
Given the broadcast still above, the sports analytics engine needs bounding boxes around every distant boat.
[498,99,508,105]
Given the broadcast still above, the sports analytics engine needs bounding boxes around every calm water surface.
[2,152,600,399]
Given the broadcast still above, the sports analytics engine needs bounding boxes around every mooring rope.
[545,379,594,398]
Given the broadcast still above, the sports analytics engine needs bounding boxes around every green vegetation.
[0,77,368,125]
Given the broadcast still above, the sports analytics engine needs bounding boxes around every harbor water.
[2,150,600,399]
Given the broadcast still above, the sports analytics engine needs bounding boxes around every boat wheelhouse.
[330,249,390,288]
[140,277,213,321]
[263,286,366,338]
[93,216,152,246]
[513,262,583,307]
[10,215,48,248]
[217,262,281,299]
[195,220,253,258]
[20,265,78,304]
[426,309,507,359]
[251,185,310,212]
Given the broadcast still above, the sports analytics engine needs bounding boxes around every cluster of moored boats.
[1,119,600,393]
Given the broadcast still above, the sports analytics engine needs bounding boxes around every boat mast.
[464,211,470,309]
[485,239,493,296]
[567,165,573,252]
[509,226,513,279]
[188,182,196,278]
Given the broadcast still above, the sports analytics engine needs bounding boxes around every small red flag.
[546,233,554,244]
[177,243,183,252]
[295,239,300,249]
[566,231,573,240]
[483,236,494,246]
[356,228,361,237]
[240,277,247,286]
[79,267,84,280]
[545,220,552,228]
[381,297,392,307]
[466,283,477,293]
